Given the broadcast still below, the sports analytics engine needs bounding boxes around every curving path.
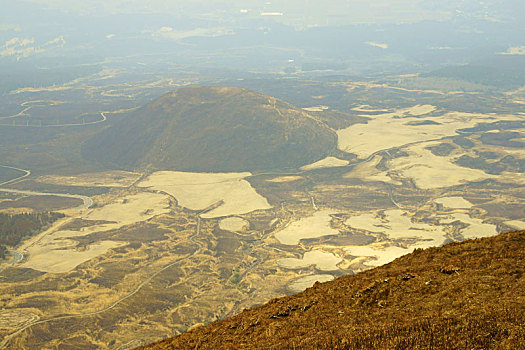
[0,190,207,349]
[0,165,31,187]
[0,188,93,210]
[0,252,193,349]
[0,105,139,128]
[0,165,93,210]
[0,111,107,128]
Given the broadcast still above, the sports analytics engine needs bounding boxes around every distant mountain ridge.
[140,231,525,349]
[82,86,338,172]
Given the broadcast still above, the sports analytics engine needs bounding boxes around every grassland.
[0,74,524,349]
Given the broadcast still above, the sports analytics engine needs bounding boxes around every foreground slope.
[82,86,337,172]
[141,231,525,349]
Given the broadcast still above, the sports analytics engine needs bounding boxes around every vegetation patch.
[0,212,64,248]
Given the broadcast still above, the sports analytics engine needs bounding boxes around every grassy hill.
[82,86,338,172]
[140,230,525,349]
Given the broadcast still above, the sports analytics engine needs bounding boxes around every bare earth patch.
[345,209,447,249]
[277,250,342,271]
[351,105,389,112]
[344,208,500,266]
[344,155,398,184]
[505,220,525,230]
[218,217,249,232]
[21,192,170,273]
[83,192,170,229]
[266,176,303,183]
[302,105,329,112]
[22,240,126,274]
[440,213,498,239]
[138,171,271,219]
[37,171,141,188]
[300,157,349,171]
[380,143,495,189]
[345,244,413,267]
[288,274,334,293]
[336,107,522,158]
[435,196,473,209]
[274,210,339,245]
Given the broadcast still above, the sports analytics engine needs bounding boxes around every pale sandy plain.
[302,105,329,112]
[337,106,524,158]
[265,176,303,183]
[388,143,495,189]
[434,196,473,209]
[274,210,339,245]
[345,244,414,267]
[300,156,350,171]
[37,170,141,187]
[344,208,500,267]
[345,141,525,189]
[344,155,399,184]
[287,274,335,293]
[218,217,249,232]
[385,142,525,188]
[21,192,170,273]
[504,220,525,230]
[351,105,389,112]
[356,142,495,189]
[440,213,498,239]
[277,250,342,271]
[345,209,446,268]
[138,171,271,219]
[346,209,448,248]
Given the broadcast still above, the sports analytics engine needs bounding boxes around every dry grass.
[138,171,271,218]
[141,230,525,350]
[20,192,170,273]
[300,157,349,171]
[277,250,342,272]
[505,220,525,230]
[434,196,473,209]
[274,210,339,245]
[336,107,521,158]
[218,217,249,232]
[287,274,335,293]
[265,176,303,183]
[36,170,141,188]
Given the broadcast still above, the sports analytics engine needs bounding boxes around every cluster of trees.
[0,212,64,254]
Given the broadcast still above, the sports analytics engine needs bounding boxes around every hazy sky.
[2,0,524,73]
[18,0,447,24]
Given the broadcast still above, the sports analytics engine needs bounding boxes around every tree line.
[0,212,64,259]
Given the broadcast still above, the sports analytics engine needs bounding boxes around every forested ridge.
[0,212,64,259]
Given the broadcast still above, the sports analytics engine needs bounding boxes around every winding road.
[0,188,93,210]
[0,165,31,187]
[0,165,94,276]
[0,183,208,349]
[0,165,93,211]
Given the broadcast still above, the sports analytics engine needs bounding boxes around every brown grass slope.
[82,86,338,172]
[140,231,525,349]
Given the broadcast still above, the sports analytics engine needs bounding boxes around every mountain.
[140,230,525,349]
[82,86,338,172]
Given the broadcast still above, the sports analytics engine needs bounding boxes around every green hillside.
[82,86,338,172]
